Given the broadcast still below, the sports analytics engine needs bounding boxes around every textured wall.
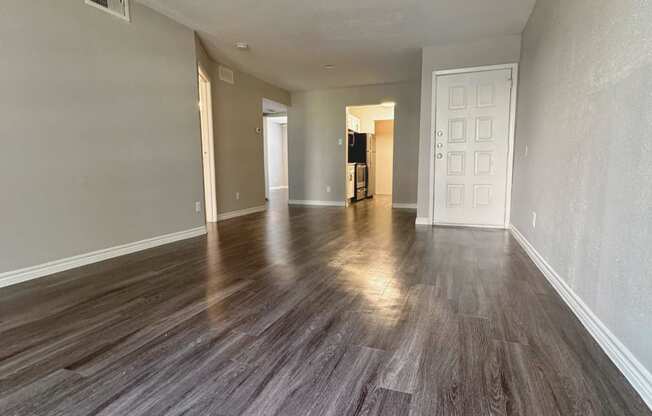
[416,35,522,219]
[288,82,420,205]
[0,1,205,273]
[512,0,652,371]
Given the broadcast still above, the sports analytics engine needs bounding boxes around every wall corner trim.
[509,225,652,411]
[415,217,432,226]
[288,200,346,207]
[0,226,208,289]
[216,205,267,221]
[393,203,418,210]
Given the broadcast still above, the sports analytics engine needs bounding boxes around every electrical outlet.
[532,212,537,229]
[195,201,202,213]
[236,192,240,200]
[326,186,331,193]
[338,138,343,146]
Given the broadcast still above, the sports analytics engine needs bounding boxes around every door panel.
[434,69,512,227]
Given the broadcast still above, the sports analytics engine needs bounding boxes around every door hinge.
[508,77,514,90]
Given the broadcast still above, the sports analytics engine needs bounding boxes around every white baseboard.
[269,186,288,190]
[435,222,507,230]
[415,217,432,226]
[217,205,266,221]
[510,225,652,410]
[393,203,417,210]
[288,200,345,207]
[0,226,208,289]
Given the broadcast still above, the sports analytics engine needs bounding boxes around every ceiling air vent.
[85,0,131,22]
[219,66,235,85]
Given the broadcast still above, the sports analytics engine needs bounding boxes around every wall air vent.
[218,66,235,85]
[85,0,131,22]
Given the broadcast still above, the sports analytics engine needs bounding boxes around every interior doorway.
[344,103,395,206]
[198,65,217,222]
[262,98,289,203]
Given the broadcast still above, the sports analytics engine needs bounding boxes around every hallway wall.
[511,0,652,393]
[266,119,288,189]
[195,40,291,215]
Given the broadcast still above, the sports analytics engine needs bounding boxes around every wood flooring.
[0,193,649,415]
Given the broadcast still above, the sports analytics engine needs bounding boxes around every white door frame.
[198,65,218,222]
[263,116,270,199]
[429,63,519,229]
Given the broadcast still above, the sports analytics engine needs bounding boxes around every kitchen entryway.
[345,103,395,207]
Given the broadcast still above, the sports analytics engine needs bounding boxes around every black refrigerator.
[348,132,367,163]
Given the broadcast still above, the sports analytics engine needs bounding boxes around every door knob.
[437,130,444,137]
[436,143,444,149]
[436,153,444,160]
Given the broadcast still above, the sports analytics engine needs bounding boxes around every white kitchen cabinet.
[347,114,361,132]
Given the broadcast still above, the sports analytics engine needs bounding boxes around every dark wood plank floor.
[1,192,650,415]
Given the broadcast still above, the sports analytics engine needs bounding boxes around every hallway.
[0,200,649,415]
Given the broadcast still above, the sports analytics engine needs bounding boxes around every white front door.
[433,68,514,227]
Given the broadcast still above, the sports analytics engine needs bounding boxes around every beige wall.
[375,121,394,196]
[195,41,291,214]
[512,0,652,377]
[0,1,205,274]
[416,35,522,219]
[288,82,420,205]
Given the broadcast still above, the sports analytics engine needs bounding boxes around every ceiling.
[137,0,536,92]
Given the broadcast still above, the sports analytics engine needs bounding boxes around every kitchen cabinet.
[347,114,361,133]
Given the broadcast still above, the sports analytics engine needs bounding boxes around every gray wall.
[203,59,290,214]
[416,35,522,218]
[288,82,420,205]
[0,1,205,273]
[512,0,652,372]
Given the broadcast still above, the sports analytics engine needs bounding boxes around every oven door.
[356,164,367,189]
[356,188,367,200]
